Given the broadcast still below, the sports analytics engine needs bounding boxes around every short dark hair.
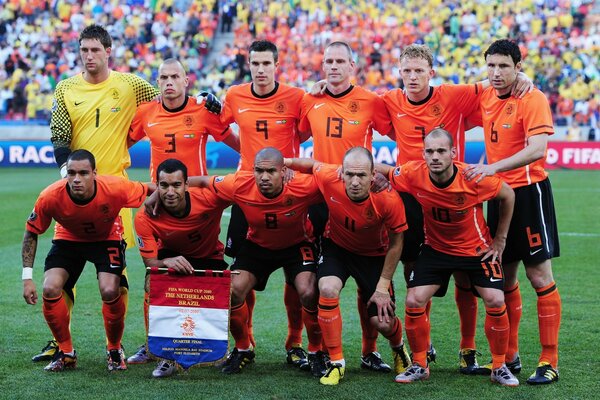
[67,149,96,170]
[156,159,188,182]
[343,146,374,170]
[79,24,112,49]
[484,39,521,65]
[248,40,278,63]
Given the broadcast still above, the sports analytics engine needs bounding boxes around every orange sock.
[102,294,126,351]
[357,288,378,355]
[455,285,478,349]
[143,291,150,334]
[382,317,403,348]
[405,307,429,367]
[485,305,509,369]
[284,283,303,350]
[246,290,256,347]
[230,300,251,350]
[302,306,322,353]
[43,294,73,354]
[318,296,343,361]
[504,282,522,361]
[536,282,561,367]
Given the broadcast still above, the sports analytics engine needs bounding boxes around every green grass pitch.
[1,168,599,399]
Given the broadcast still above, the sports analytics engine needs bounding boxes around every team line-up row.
[21,24,560,387]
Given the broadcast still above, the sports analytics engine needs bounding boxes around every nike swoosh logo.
[147,122,160,127]
[529,248,542,255]
[302,261,314,266]
[485,110,492,114]
[238,108,251,113]
[314,103,326,109]
[490,277,503,282]
[396,113,407,118]
[329,196,341,203]
[491,326,508,331]
[416,192,429,199]
[110,264,120,269]
[539,313,557,318]
[74,101,85,106]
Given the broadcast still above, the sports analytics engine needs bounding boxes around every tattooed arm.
[22,230,39,305]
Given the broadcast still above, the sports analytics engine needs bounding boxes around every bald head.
[424,128,454,148]
[255,147,284,167]
[158,58,186,75]
[343,146,374,171]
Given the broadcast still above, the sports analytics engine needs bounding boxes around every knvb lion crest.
[111,88,120,100]
[282,195,294,207]
[184,116,194,128]
[505,103,515,115]
[348,101,359,113]
[430,104,443,117]
[275,101,286,114]
[181,316,196,337]
[454,194,466,206]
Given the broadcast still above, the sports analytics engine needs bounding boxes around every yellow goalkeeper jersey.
[50,71,158,177]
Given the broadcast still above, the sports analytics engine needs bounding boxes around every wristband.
[22,267,33,280]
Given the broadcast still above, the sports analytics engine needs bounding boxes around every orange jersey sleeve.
[300,86,392,164]
[134,188,229,260]
[129,97,232,181]
[26,176,147,242]
[313,163,407,256]
[480,88,554,188]
[389,161,502,256]
[221,83,303,171]
[210,171,323,249]
[382,83,483,164]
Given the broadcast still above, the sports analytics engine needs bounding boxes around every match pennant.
[148,268,231,369]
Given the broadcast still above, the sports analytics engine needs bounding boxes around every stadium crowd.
[0,0,598,137]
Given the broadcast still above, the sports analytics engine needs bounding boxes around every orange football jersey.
[27,176,148,242]
[313,163,407,256]
[389,161,502,257]
[129,96,232,181]
[299,86,392,163]
[221,82,304,171]
[209,171,323,249]
[479,87,554,188]
[134,188,229,260]
[381,83,483,164]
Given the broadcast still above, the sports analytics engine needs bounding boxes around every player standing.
[465,39,561,385]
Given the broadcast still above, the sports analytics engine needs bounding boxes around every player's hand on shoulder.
[23,280,38,305]
[511,72,535,99]
[464,163,497,183]
[197,91,222,114]
[371,171,392,193]
[283,167,295,184]
[309,80,327,96]
[144,191,161,217]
